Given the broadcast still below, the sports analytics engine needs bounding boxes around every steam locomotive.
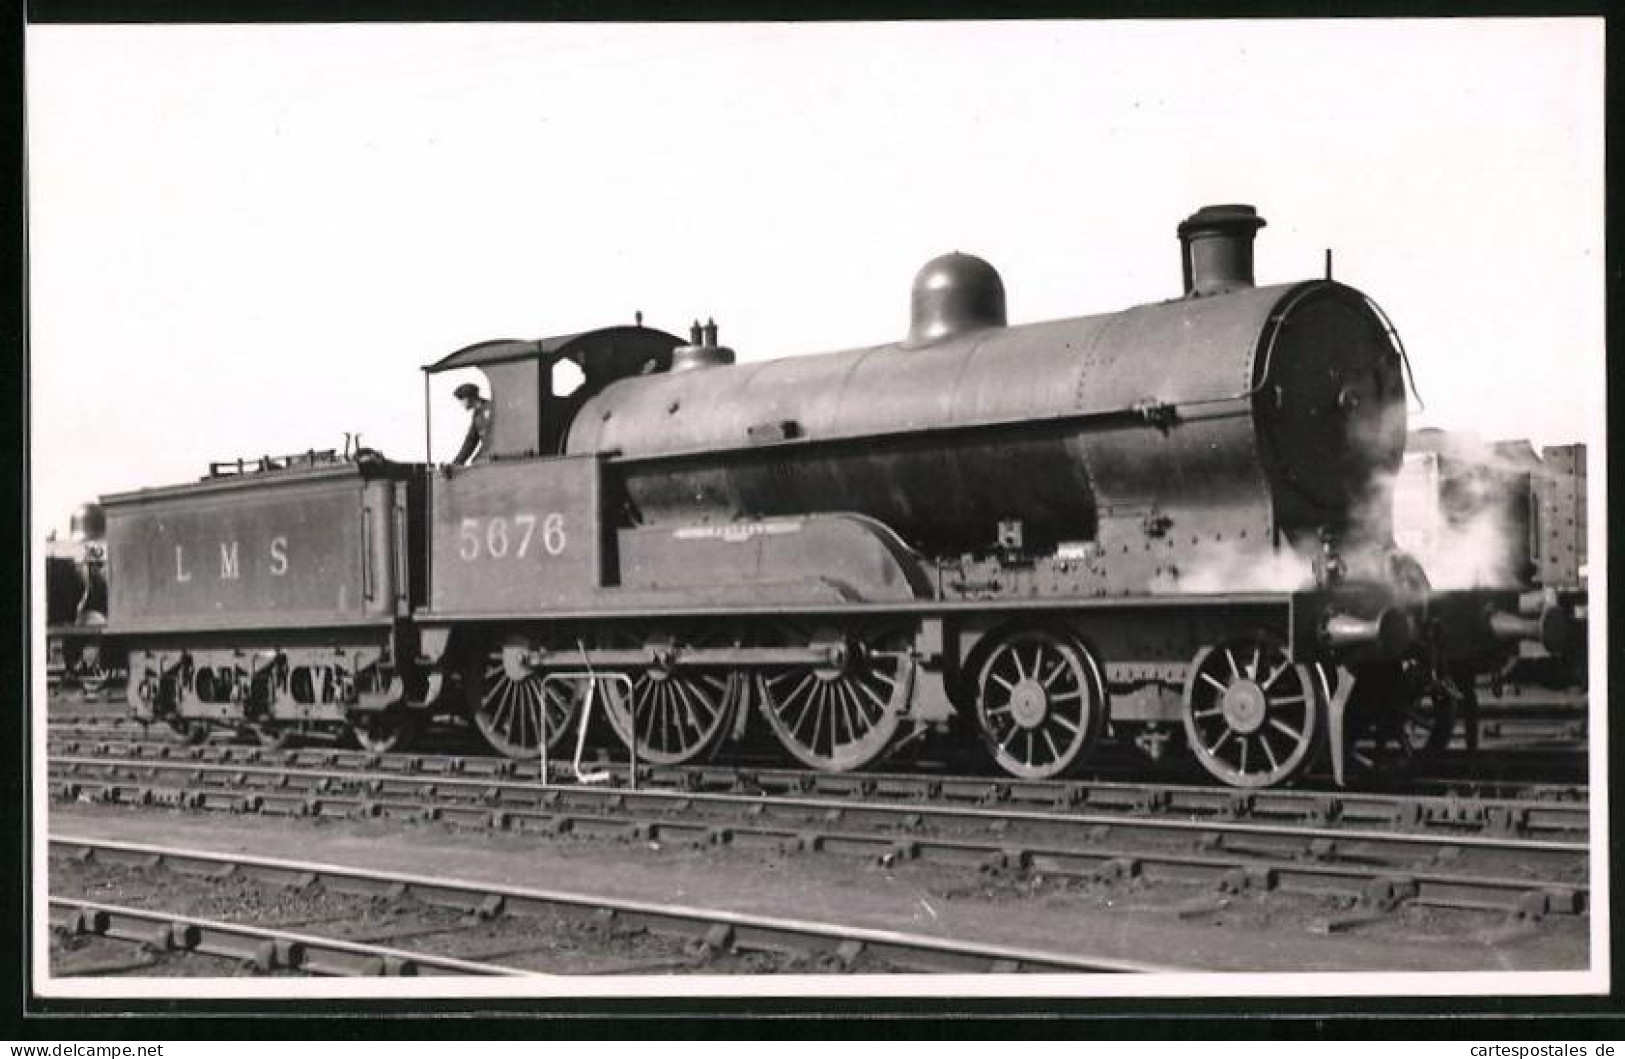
[45,503,119,692]
[93,205,1577,788]
[1390,429,1588,746]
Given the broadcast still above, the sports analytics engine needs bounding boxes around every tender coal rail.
[49,837,1173,974]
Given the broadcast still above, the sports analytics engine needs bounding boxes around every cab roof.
[423,325,682,377]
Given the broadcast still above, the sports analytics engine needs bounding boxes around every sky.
[26,20,1605,537]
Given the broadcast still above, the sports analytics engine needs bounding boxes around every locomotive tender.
[106,204,1564,788]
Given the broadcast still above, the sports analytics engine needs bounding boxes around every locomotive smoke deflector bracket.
[1178,204,1266,297]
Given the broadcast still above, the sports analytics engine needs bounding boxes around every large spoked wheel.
[757,625,912,772]
[601,666,739,766]
[466,647,584,759]
[1183,634,1323,788]
[970,627,1105,780]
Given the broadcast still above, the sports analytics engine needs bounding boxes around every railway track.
[49,836,1173,975]
[51,750,1589,934]
[47,725,1591,811]
[50,898,531,977]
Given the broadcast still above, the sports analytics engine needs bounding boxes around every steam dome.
[906,252,1007,346]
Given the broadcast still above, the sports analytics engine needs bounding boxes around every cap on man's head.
[453,383,481,400]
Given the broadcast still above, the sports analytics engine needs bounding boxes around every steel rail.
[49,752,1591,852]
[44,714,1592,789]
[47,747,1590,841]
[49,714,1594,776]
[48,726,1594,817]
[49,836,1180,974]
[51,758,1589,918]
[49,898,531,977]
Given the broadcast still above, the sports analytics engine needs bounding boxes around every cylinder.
[1179,205,1266,297]
[1518,588,1556,617]
[1488,604,1571,656]
[1322,607,1413,657]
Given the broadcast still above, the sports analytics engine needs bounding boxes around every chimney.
[1177,204,1266,297]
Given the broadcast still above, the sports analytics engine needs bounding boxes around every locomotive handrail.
[1134,279,1416,413]
[600,393,1255,468]
[539,659,635,789]
[1362,292,1426,412]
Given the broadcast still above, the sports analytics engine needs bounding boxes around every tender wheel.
[244,670,293,749]
[67,643,110,694]
[76,663,111,695]
[250,723,297,751]
[602,665,738,767]
[970,627,1105,780]
[166,717,210,744]
[1183,634,1322,788]
[349,709,422,754]
[466,647,583,759]
[757,624,912,772]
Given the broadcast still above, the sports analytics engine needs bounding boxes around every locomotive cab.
[423,326,684,460]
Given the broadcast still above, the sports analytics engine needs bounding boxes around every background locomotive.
[44,503,120,693]
[95,204,1573,788]
[1389,428,1588,750]
[1393,428,1586,653]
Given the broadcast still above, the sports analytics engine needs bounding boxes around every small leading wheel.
[971,627,1105,780]
[1396,680,1459,758]
[1183,634,1322,788]
[757,625,912,772]
[602,666,739,766]
[349,709,422,754]
[1349,659,1459,773]
[466,647,584,759]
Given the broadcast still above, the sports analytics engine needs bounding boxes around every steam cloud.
[1157,541,1316,595]
[1388,453,1524,590]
